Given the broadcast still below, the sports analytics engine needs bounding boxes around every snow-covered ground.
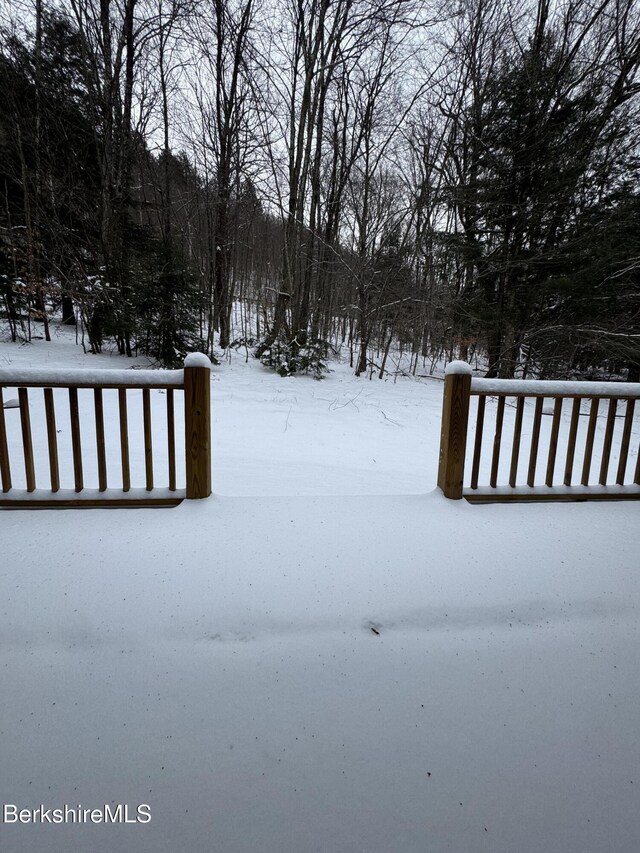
[1,323,639,852]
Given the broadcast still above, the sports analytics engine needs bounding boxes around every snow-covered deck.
[1,329,639,852]
[2,493,639,853]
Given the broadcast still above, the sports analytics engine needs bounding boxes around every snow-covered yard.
[1,325,639,852]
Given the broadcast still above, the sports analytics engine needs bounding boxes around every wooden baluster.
[527,397,544,487]
[616,399,635,485]
[167,388,176,491]
[470,395,485,490]
[43,388,60,492]
[635,440,640,485]
[94,388,107,491]
[563,398,581,486]
[509,397,525,487]
[118,389,130,492]
[545,397,563,487]
[598,399,617,485]
[143,388,153,491]
[69,387,83,493]
[19,388,36,492]
[0,387,12,492]
[581,398,599,486]
[490,396,505,488]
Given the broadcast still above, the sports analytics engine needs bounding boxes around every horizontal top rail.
[471,377,640,399]
[0,366,185,389]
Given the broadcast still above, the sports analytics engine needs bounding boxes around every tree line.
[1,0,639,379]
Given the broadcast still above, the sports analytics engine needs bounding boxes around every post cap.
[184,352,212,369]
[445,360,472,376]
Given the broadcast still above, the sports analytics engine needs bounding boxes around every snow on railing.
[471,377,640,398]
[0,366,184,389]
[438,362,640,502]
[0,354,211,508]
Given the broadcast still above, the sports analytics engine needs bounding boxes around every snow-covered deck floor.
[2,494,639,853]
[2,327,639,851]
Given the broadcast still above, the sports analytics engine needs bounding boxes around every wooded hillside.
[1,0,639,379]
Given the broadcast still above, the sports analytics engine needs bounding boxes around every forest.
[1,0,639,380]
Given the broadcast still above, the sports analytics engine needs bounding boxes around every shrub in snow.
[230,336,256,349]
[258,337,332,379]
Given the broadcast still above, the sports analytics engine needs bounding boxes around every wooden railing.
[438,361,640,502]
[0,353,211,508]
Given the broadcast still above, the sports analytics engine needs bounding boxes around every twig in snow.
[331,390,362,411]
[381,410,402,427]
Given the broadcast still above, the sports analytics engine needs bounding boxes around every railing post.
[438,361,472,499]
[184,353,212,499]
